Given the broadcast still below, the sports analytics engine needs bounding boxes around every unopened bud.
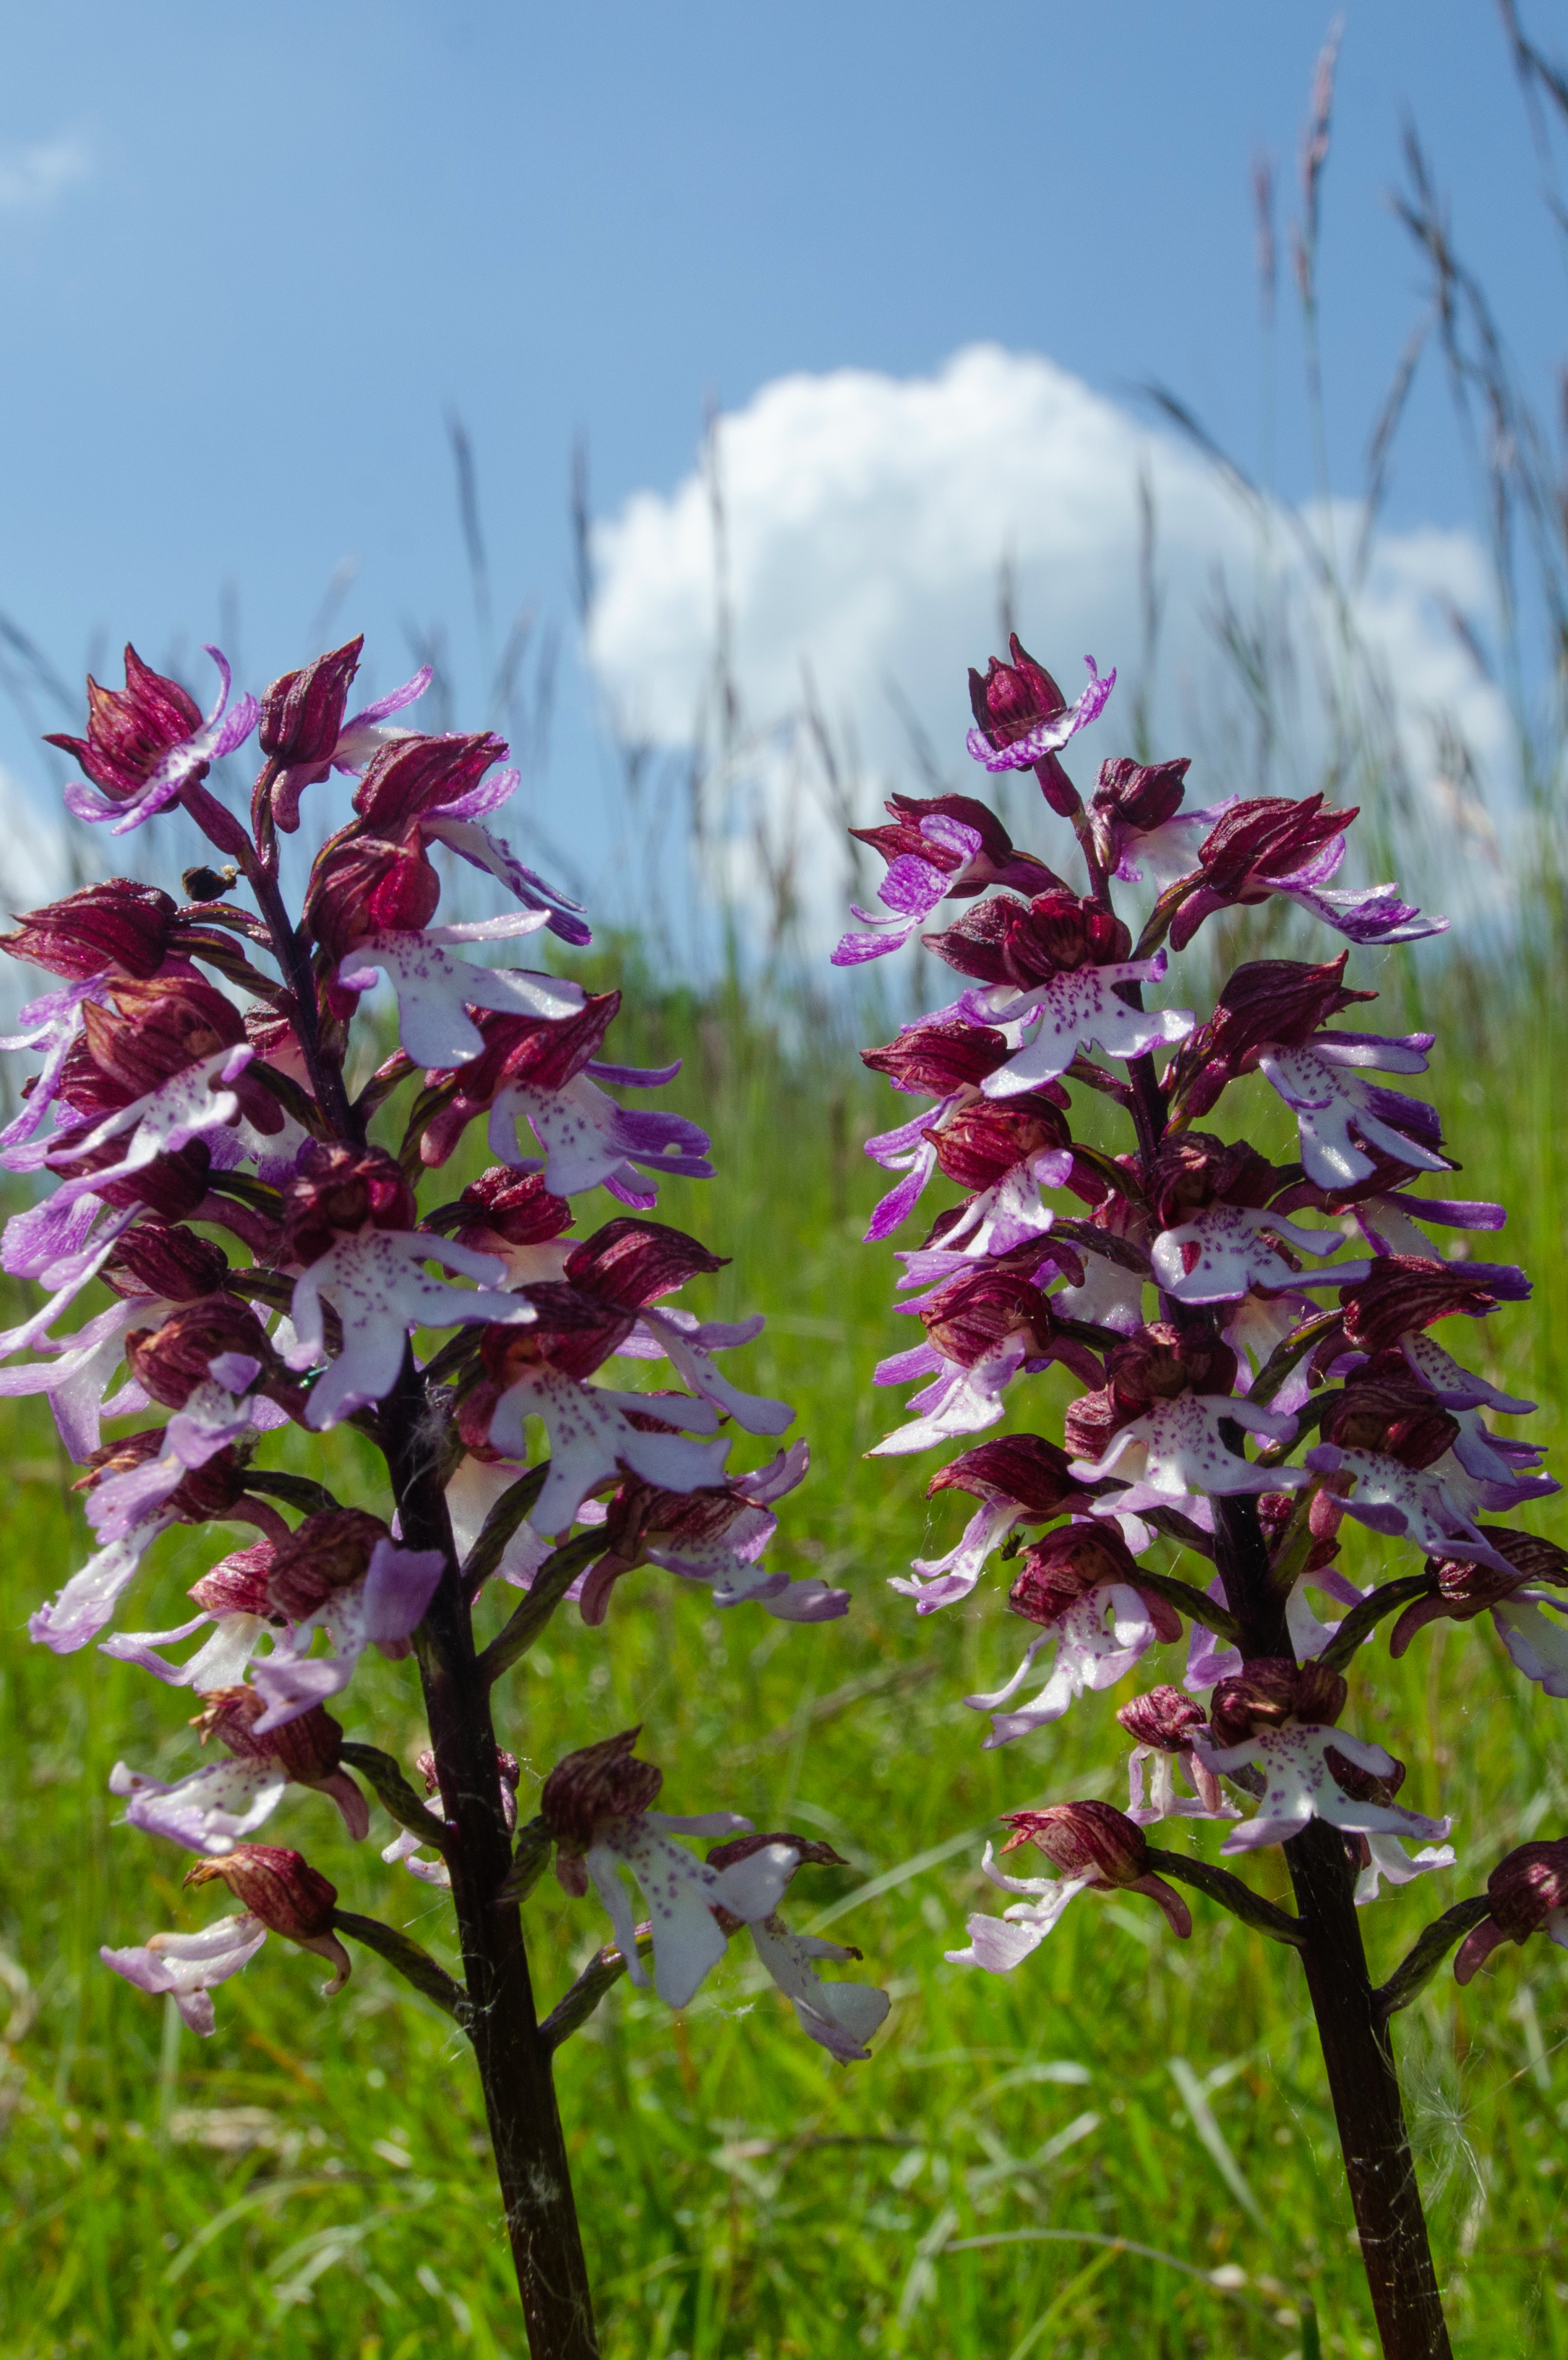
[431,1168,575,1252]
[188,1541,286,1621]
[1117,1685,1206,1751]
[1091,756,1188,834]
[1011,1523,1139,1625]
[1000,1799,1149,1883]
[265,1509,389,1622]
[1483,1840,1568,1943]
[540,1729,663,1853]
[125,1299,273,1409]
[0,878,179,983]
[194,1688,344,1783]
[184,1842,338,1938]
[1208,1659,1347,1747]
[106,1220,231,1304]
[928,1433,1086,1517]
[304,823,442,960]
[1320,1378,1457,1471]
[280,1142,417,1267]
[565,1218,727,1310]
[260,636,363,767]
[861,1018,1013,1098]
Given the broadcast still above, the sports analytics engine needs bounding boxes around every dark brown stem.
[1282,1820,1452,2358]
[1215,1496,1451,2359]
[384,1355,600,2359]
[243,826,599,2355]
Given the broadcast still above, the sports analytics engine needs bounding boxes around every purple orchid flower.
[248,1539,446,1732]
[489,1069,714,1206]
[1256,1030,1449,1190]
[487,1365,733,1537]
[82,1381,257,1543]
[4,1047,255,1217]
[965,656,1116,772]
[948,1835,1190,1974]
[1149,1204,1363,1305]
[63,646,259,835]
[100,1915,270,2035]
[287,1229,538,1430]
[1195,1722,1452,1856]
[336,913,586,1069]
[957,953,1195,1098]
[583,1816,797,2011]
[1072,1391,1303,1502]
[269,662,434,831]
[966,1582,1169,1747]
[1306,1439,1556,1572]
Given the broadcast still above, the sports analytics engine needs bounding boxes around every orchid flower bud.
[1208,1659,1349,1747]
[262,1509,395,1622]
[46,647,205,804]
[1000,1799,1153,1884]
[125,1299,275,1409]
[1454,1839,1568,1984]
[304,823,442,959]
[0,878,180,982]
[184,1844,350,1991]
[280,1142,419,1265]
[106,1219,232,1304]
[967,635,1081,814]
[1116,1685,1207,1752]
[259,636,364,766]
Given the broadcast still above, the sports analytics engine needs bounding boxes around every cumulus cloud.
[588,344,1509,949]
[0,134,91,215]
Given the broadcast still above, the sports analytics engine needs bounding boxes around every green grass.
[2,946,1567,2360]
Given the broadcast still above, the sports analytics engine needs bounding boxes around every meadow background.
[5,7,1568,2358]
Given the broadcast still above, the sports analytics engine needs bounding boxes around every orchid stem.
[386,1353,601,2358]
[1214,1493,1452,2359]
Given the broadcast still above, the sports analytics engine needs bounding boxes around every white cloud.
[0,134,91,215]
[588,344,1511,948]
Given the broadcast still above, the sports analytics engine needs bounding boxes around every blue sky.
[0,2,1559,876]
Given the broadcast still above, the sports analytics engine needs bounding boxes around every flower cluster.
[2,636,878,2062]
[837,634,1560,1988]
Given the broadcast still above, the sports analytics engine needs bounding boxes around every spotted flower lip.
[100,1912,270,2035]
[487,1362,732,1537]
[335,916,585,1069]
[1071,1390,1303,1501]
[1149,1203,1358,1304]
[287,1228,536,1431]
[247,1536,446,1732]
[541,1734,802,2010]
[1303,1440,1553,1576]
[51,646,259,835]
[1256,1032,1449,1190]
[1194,1720,1452,1856]
[959,954,1195,1098]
